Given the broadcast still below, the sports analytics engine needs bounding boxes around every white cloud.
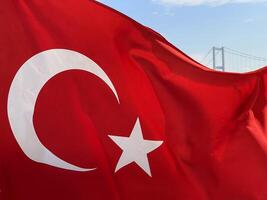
[243,18,254,23]
[152,0,267,6]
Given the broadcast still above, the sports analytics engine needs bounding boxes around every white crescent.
[7,49,119,172]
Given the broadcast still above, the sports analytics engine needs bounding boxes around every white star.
[109,118,163,177]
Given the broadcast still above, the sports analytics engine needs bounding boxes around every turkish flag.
[0,0,266,200]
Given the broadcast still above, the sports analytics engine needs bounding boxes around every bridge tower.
[212,47,225,72]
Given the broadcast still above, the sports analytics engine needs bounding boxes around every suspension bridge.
[200,47,267,72]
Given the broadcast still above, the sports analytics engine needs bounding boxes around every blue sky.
[98,0,267,71]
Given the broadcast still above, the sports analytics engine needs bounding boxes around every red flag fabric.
[0,1,266,200]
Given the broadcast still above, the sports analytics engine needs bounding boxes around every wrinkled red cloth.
[0,1,266,200]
